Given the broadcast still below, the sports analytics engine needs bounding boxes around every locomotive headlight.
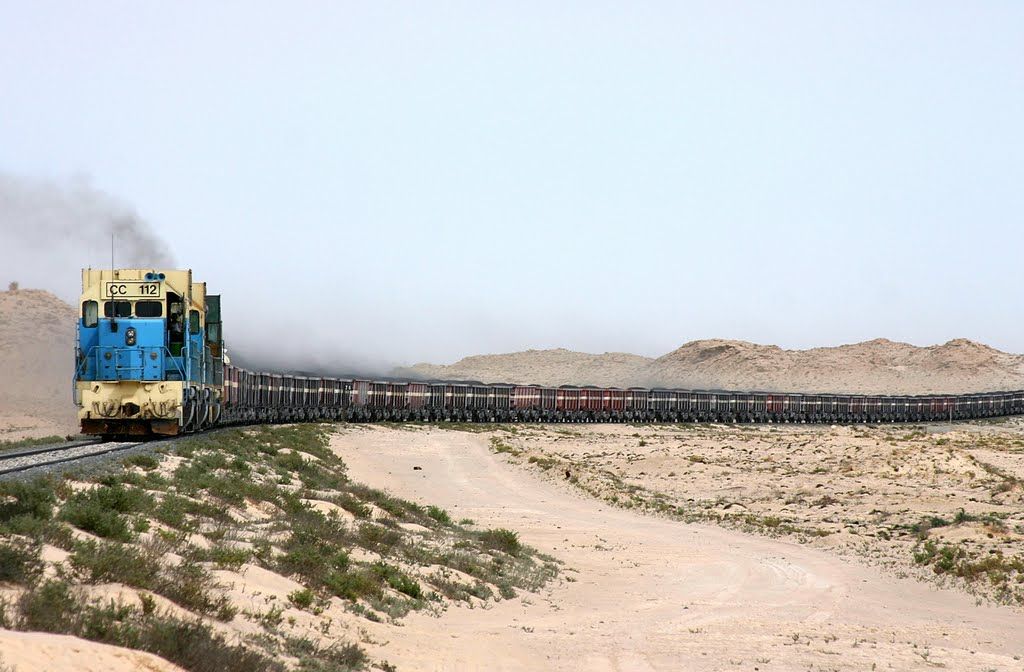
[126,327,137,346]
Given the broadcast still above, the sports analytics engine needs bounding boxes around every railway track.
[0,438,146,478]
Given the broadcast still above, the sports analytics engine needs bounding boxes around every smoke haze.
[0,172,176,300]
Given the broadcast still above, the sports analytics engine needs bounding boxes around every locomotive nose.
[126,327,137,346]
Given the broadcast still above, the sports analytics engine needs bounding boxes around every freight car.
[74,268,1024,438]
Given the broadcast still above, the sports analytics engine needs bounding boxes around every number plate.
[104,281,161,298]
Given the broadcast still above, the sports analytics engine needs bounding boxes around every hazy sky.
[1,2,1022,369]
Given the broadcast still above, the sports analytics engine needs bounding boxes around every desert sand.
[336,425,1024,671]
[0,631,184,672]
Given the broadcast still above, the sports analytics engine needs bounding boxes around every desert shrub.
[330,492,370,518]
[70,540,161,587]
[62,501,130,540]
[207,543,252,570]
[910,515,951,538]
[425,505,451,526]
[153,493,227,530]
[17,579,80,632]
[0,539,42,584]
[287,636,367,672]
[135,614,278,671]
[161,558,234,619]
[296,642,368,671]
[124,454,159,471]
[0,478,56,526]
[288,588,315,610]
[61,484,153,541]
[355,524,402,555]
[478,528,521,556]
[11,577,275,671]
[372,562,422,599]
[323,568,383,601]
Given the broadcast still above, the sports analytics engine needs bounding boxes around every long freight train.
[74,268,1024,437]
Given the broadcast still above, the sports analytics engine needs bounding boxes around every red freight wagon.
[627,388,649,410]
[492,385,512,413]
[349,380,370,408]
[607,389,626,412]
[557,387,581,411]
[445,384,468,409]
[512,386,540,410]
[407,382,429,409]
[539,388,557,411]
[386,383,407,409]
[580,387,604,412]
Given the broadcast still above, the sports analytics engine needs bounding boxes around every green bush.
[17,579,80,632]
[0,539,42,584]
[355,524,401,555]
[61,484,154,541]
[372,562,422,599]
[123,454,159,471]
[425,506,451,526]
[70,540,160,587]
[323,569,383,601]
[161,558,234,620]
[10,580,284,672]
[207,544,252,570]
[288,589,315,610]
[478,528,521,556]
[0,478,56,525]
[296,643,368,672]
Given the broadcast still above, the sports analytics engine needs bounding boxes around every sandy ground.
[0,630,184,672]
[485,421,1024,606]
[0,411,76,443]
[335,425,1024,672]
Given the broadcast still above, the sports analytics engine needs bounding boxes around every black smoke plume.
[0,172,175,300]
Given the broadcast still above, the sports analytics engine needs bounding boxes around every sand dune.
[0,288,78,439]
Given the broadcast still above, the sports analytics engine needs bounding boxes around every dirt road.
[334,426,1024,672]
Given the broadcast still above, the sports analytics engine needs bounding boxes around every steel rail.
[0,438,105,461]
[0,440,145,477]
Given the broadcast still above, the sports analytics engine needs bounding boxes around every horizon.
[2,4,1022,370]
[3,281,1015,366]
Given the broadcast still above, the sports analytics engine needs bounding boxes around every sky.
[1,2,1022,371]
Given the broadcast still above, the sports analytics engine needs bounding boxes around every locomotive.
[74,268,1024,438]
[74,268,223,437]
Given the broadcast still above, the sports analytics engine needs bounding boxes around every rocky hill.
[394,349,653,388]
[400,338,1024,395]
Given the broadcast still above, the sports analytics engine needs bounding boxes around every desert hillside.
[0,288,78,438]
[395,348,654,388]
[400,338,1024,395]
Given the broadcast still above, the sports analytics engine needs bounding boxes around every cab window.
[82,301,98,327]
[189,310,200,335]
[103,301,131,318]
[136,301,163,318]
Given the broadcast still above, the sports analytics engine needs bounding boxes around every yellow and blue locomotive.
[74,269,223,437]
